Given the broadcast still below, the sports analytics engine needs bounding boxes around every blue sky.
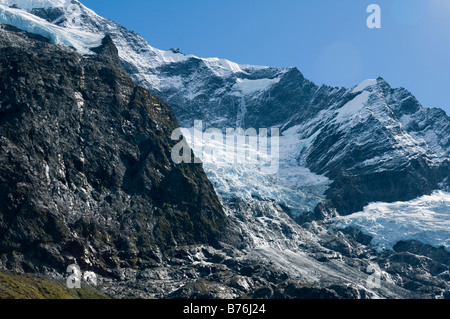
[82,0,450,115]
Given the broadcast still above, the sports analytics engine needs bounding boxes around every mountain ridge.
[0,24,241,275]
[0,0,449,299]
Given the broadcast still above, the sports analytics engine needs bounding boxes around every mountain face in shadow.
[0,25,240,277]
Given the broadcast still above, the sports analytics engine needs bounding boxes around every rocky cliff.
[0,1,448,299]
[0,25,240,278]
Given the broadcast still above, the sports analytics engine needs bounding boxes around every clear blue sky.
[81,0,450,115]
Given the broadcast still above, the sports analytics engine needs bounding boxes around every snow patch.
[333,191,450,251]
[74,91,84,113]
[203,57,244,75]
[148,47,190,66]
[334,90,371,123]
[0,4,103,54]
[233,77,281,95]
[352,79,377,94]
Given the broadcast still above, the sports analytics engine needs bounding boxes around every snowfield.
[233,77,283,96]
[333,191,450,252]
[0,3,103,54]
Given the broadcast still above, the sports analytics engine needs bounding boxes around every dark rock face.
[28,7,66,24]
[315,226,450,298]
[0,24,391,300]
[0,25,240,277]
[378,241,450,297]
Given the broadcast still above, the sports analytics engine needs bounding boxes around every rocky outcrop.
[316,227,450,299]
[0,25,240,278]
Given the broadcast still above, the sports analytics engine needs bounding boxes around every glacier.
[333,191,450,252]
[0,3,102,54]
[0,0,449,298]
[181,127,330,217]
[1,0,447,252]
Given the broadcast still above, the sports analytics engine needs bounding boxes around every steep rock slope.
[0,25,239,277]
[3,1,448,218]
[0,26,399,300]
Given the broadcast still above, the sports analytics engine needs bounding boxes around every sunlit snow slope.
[0,3,102,54]
[334,191,450,252]
[181,127,331,217]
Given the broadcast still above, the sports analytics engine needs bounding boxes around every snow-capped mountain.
[4,0,447,215]
[0,1,102,54]
[0,0,449,298]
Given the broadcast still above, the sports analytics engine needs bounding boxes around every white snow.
[200,58,270,77]
[0,0,71,9]
[400,113,450,162]
[0,4,103,55]
[334,90,371,123]
[203,57,244,75]
[144,52,269,80]
[352,79,377,94]
[44,163,50,184]
[233,77,281,95]
[181,126,330,217]
[146,47,190,67]
[333,191,450,251]
[74,91,84,113]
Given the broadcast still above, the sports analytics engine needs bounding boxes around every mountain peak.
[91,34,124,70]
[376,76,390,86]
[0,3,104,55]
[169,47,182,54]
[351,78,378,93]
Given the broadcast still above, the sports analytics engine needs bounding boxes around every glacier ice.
[0,4,103,54]
[333,191,450,252]
[233,77,282,96]
[181,126,331,217]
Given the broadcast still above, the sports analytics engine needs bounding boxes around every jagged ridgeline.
[0,1,449,300]
[0,25,241,275]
